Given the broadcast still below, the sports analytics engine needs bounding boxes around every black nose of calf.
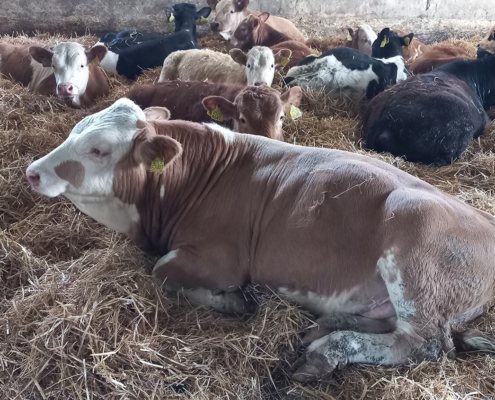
[210,22,220,30]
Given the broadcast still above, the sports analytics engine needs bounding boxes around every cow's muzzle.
[57,83,79,97]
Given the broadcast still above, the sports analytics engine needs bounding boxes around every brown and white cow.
[209,0,304,43]
[125,81,302,141]
[230,13,294,52]
[159,47,291,86]
[26,98,495,382]
[344,25,377,57]
[410,43,473,75]
[391,29,430,64]
[478,26,495,54]
[0,42,109,108]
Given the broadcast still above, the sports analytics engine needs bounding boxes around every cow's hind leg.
[302,314,396,345]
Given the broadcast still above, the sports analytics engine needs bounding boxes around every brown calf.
[0,42,109,108]
[392,29,430,64]
[270,41,316,71]
[230,13,292,52]
[27,98,495,383]
[410,43,473,75]
[478,26,495,53]
[209,0,304,43]
[125,81,302,141]
[344,25,377,56]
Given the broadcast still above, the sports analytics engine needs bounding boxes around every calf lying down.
[159,46,292,86]
[27,98,495,382]
[283,47,408,100]
[125,81,302,141]
[365,49,495,166]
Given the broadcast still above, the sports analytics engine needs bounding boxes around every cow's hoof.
[292,352,337,382]
[301,326,331,345]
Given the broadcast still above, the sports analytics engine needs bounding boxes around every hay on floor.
[1,32,494,400]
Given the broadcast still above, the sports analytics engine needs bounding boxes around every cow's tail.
[452,329,495,353]
[158,51,184,82]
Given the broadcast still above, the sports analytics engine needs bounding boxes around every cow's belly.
[277,273,395,318]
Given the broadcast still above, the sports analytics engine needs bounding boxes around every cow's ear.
[274,49,292,69]
[233,0,249,12]
[133,121,182,171]
[206,0,219,10]
[165,7,173,19]
[202,96,237,121]
[280,86,302,114]
[399,33,414,47]
[230,48,248,65]
[29,47,53,67]
[196,6,212,20]
[86,45,108,64]
[259,12,270,23]
[376,28,391,47]
[145,106,171,122]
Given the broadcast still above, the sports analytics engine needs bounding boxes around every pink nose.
[58,84,74,96]
[26,170,40,187]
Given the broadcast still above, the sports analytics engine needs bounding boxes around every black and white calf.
[95,30,165,52]
[364,49,495,166]
[283,47,408,99]
[371,28,414,61]
[99,3,211,80]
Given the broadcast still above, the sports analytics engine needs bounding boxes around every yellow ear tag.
[347,34,352,41]
[199,16,208,24]
[281,57,290,67]
[91,56,100,66]
[207,106,223,122]
[169,13,175,22]
[150,157,165,173]
[403,37,411,47]
[288,105,302,120]
[380,36,389,47]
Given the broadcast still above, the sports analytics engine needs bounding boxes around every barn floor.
[1,28,495,400]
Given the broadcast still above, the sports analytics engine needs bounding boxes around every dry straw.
[0,32,494,399]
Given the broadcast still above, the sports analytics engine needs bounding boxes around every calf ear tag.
[91,56,100,66]
[207,106,224,122]
[150,157,165,173]
[347,34,352,41]
[380,36,389,47]
[281,56,290,67]
[42,58,51,67]
[288,105,302,120]
[169,13,175,22]
[403,37,411,47]
[199,16,208,24]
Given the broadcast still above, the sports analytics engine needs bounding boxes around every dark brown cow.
[27,98,495,383]
[230,13,291,52]
[125,81,302,141]
[0,42,109,108]
[270,40,316,72]
[391,29,430,64]
[410,43,473,75]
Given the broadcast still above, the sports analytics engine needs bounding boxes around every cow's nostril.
[26,170,41,186]
[68,86,73,92]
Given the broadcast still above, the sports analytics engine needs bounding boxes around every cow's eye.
[90,148,103,157]
[230,10,234,13]
[271,64,274,68]
[280,115,283,120]
[81,64,85,68]
[240,118,246,123]
[247,64,251,68]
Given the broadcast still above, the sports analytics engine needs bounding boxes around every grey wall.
[0,0,494,36]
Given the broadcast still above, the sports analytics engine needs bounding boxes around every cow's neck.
[255,22,288,47]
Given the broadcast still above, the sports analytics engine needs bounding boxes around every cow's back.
[265,15,305,42]
[0,44,33,87]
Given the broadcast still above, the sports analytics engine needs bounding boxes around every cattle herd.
[1,0,492,384]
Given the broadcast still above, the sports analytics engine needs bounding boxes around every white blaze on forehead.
[246,46,276,86]
[358,25,377,56]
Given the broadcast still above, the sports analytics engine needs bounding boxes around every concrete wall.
[0,0,494,36]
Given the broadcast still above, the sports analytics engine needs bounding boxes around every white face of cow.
[29,43,108,106]
[358,25,377,57]
[211,0,246,40]
[26,99,145,200]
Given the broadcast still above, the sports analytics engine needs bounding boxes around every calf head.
[478,26,495,54]
[230,46,292,86]
[230,12,270,52]
[26,99,182,225]
[372,28,413,59]
[202,83,302,141]
[345,25,377,56]
[210,0,250,39]
[166,3,211,37]
[29,42,107,102]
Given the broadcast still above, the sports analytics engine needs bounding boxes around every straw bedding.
[1,31,494,400]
